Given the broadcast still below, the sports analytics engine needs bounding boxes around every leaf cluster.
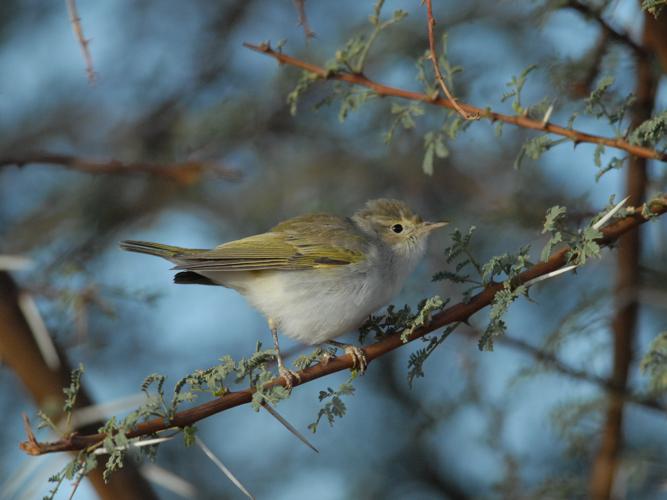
[308,375,356,433]
[540,204,603,265]
[640,331,667,395]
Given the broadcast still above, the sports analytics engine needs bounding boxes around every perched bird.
[121,199,447,387]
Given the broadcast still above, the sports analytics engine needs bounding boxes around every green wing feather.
[171,214,367,272]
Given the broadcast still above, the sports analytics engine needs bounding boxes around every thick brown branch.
[243,42,667,163]
[19,196,667,456]
[0,273,156,498]
[0,153,241,185]
[424,0,473,120]
[589,16,657,499]
[65,0,96,83]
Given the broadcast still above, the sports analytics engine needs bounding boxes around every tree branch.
[424,0,473,120]
[589,15,657,499]
[292,0,315,40]
[0,153,241,185]
[242,42,667,163]
[0,273,157,498]
[19,196,667,456]
[65,0,96,83]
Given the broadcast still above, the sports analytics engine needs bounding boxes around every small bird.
[121,199,447,388]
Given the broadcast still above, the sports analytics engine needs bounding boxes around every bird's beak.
[421,221,449,232]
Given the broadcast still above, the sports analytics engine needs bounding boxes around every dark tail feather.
[174,271,219,286]
[120,240,188,259]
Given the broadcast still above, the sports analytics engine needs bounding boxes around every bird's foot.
[326,341,368,374]
[279,365,301,391]
[344,345,368,374]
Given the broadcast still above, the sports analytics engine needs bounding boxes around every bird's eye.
[391,224,403,234]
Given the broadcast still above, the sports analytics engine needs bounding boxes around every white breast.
[201,243,422,345]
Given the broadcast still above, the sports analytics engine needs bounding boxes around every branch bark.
[0,153,241,185]
[0,272,156,499]
[424,0,473,119]
[589,12,657,498]
[19,197,667,456]
[243,43,667,163]
[65,0,96,83]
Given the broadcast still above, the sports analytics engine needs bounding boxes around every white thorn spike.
[262,402,319,453]
[593,196,630,230]
[195,436,255,500]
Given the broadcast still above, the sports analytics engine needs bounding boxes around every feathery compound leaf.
[479,284,527,351]
[308,376,356,433]
[541,205,566,261]
[502,64,538,115]
[640,332,667,395]
[629,111,667,148]
[584,76,615,117]
[287,70,322,116]
[641,0,666,16]
[514,135,567,169]
[422,131,449,175]
[401,295,447,343]
[63,363,84,419]
[407,323,459,387]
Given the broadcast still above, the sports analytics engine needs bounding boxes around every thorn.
[196,436,255,500]
[541,103,554,128]
[592,196,630,230]
[524,264,579,287]
[261,403,319,453]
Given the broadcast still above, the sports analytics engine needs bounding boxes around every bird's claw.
[279,366,301,391]
[344,345,368,374]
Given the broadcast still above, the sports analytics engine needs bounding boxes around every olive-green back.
[172,214,367,272]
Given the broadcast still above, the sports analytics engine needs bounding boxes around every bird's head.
[352,199,448,259]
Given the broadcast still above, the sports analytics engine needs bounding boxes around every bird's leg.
[268,318,300,390]
[326,340,368,374]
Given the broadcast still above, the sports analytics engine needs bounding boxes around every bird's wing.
[172,214,367,272]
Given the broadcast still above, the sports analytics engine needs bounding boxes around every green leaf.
[501,64,538,115]
[514,135,567,169]
[309,376,356,433]
[641,0,666,17]
[641,332,667,394]
[63,363,84,419]
[628,111,667,148]
[400,296,446,343]
[183,425,197,447]
[542,206,567,234]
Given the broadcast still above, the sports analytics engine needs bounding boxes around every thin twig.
[293,0,315,40]
[65,0,96,83]
[424,0,474,120]
[18,197,667,456]
[243,43,667,163]
[0,153,241,185]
